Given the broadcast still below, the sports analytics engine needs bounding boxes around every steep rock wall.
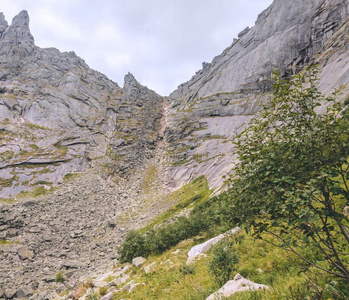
[166,0,349,192]
[0,11,163,198]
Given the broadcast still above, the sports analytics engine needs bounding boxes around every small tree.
[229,68,349,280]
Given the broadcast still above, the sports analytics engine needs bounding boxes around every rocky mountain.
[165,0,349,191]
[0,0,348,299]
[0,11,163,199]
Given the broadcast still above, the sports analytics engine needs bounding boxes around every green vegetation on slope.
[117,68,349,299]
[229,68,349,280]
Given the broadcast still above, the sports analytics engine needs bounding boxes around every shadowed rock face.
[165,0,349,192]
[0,11,163,198]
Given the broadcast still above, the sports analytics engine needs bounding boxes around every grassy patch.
[141,165,158,194]
[115,240,215,300]
[1,150,15,160]
[18,185,53,199]
[0,176,16,188]
[141,175,211,233]
[117,231,347,300]
[26,123,51,131]
[29,144,40,150]
[64,172,81,181]
[0,239,14,245]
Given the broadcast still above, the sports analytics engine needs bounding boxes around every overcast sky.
[2,0,273,95]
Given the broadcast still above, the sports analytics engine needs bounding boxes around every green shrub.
[119,230,148,263]
[119,192,239,262]
[179,265,195,275]
[209,240,239,286]
[99,286,108,296]
[55,271,65,283]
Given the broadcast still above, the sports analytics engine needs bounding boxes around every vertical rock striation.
[166,0,349,191]
[0,11,163,199]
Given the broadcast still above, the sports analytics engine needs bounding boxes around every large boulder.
[206,274,269,300]
[187,227,240,264]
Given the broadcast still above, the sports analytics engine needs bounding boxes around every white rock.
[144,262,157,274]
[100,292,113,300]
[129,283,142,292]
[132,256,147,267]
[92,272,114,288]
[206,274,269,300]
[187,227,240,264]
[122,280,136,291]
[171,249,181,255]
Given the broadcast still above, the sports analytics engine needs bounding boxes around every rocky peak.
[123,72,141,95]
[122,72,161,103]
[0,10,35,58]
[11,10,30,28]
[0,12,8,27]
[0,13,8,38]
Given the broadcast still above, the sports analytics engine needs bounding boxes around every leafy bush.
[119,193,237,262]
[119,230,148,263]
[209,240,239,285]
[229,68,349,280]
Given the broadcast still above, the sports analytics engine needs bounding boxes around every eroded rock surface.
[166,0,349,191]
[0,11,163,199]
[0,0,349,298]
[206,274,269,300]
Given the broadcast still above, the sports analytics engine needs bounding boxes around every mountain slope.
[0,0,348,299]
[0,11,163,199]
[165,0,349,192]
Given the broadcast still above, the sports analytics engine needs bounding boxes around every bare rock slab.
[132,256,146,267]
[206,274,269,300]
[187,227,240,264]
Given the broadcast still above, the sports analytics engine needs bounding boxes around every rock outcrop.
[206,274,269,300]
[0,0,349,298]
[186,227,240,264]
[0,11,163,198]
[165,0,349,191]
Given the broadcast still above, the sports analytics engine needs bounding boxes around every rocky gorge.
[0,0,349,299]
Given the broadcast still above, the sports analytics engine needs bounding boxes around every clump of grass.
[63,172,80,181]
[104,275,116,283]
[141,175,211,233]
[29,144,40,150]
[141,165,158,194]
[0,239,14,245]
[0,176,16,188]
[55,271,65,283]
[99,286,108,296]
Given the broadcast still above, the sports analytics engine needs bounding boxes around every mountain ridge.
[0,1,349,298]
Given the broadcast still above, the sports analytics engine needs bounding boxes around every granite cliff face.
[166,0,349,191]
[0,0,349,298]
[0,11,163,198]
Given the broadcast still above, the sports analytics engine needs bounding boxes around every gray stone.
[238,26,250,37]
[187,227,240,264]
[100,292,114,300]
[4,289,16,299]
[121,280,136,291]
[60,260,84,269]
[132,256,147,267]
[17,247,35,260]
[16,288,27,298]
[206,274,269,300]
[144,262,157,274]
